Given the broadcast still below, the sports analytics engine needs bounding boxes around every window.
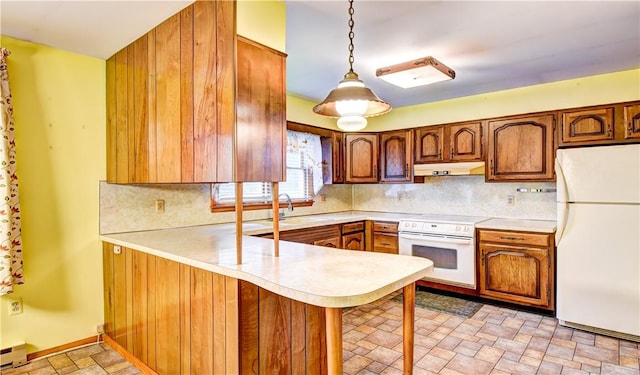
[211,130,324,211]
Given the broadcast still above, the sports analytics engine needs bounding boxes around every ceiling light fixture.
[313,0,391,132]
[376,56,455,88]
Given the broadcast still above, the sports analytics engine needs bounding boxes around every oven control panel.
[399,220,474,237]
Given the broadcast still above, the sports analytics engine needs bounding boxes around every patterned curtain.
[0,48,24,295]
[286,130,324,195]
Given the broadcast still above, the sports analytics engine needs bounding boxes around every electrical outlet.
[155,199,165,213]
[506,195,515,206]
[397,192,404,201]
[96,323,105,333]
[8,298,23,316]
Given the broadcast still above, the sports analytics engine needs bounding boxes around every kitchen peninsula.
[100,222,433,374]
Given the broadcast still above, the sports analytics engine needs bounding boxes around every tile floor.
[4,291,640,375]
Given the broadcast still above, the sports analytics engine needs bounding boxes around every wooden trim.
[26,336,99,361]
[103,334,158,375]
[287,121,338,137]
[325,307,343,375]
[211,200,314,213]
[237,34,287,58]
[402,283,416,375]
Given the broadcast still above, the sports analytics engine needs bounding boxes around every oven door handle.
[399,233,472,245]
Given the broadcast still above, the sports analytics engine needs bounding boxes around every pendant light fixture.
[313,0,391,132]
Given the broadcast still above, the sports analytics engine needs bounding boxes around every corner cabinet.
[478,230,555,310]
[345,134,379,183]
[379,130,413,183]
[486,113,555,181]
[106,1,236,183]
[235,37,287,182]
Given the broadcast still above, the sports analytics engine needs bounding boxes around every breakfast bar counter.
[100,224,433,374]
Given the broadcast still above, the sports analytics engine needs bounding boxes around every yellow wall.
[237,0,286,52]
[0,36,106,352]
[289,69,640,131]
[365,68,640,131]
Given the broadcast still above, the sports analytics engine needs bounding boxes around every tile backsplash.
[352,176,556,220]
[100,176,556,234]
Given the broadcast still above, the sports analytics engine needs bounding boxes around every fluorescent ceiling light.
[376,56,455,88]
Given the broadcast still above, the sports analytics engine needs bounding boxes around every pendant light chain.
[347,0,355,73]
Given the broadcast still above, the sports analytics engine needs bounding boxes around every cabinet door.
[380,130,413,182]
[624,104,640,140]
[342,232,365,251]
[449,122,482,161]
[487,114,555,181]
[415,126,444,163]
[479,243,551,308]
[236,37,286,182]
[560,107,614,145]
[373,233,398,254]
[313,237,341,249]
[345,134,379,183]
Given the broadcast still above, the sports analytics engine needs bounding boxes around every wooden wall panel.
[132,250,148,363]
[180,7,195,183]
[259,289,291,374]
[105,57,117,182]
[103,245,329,375]
[190,268,214,374]
[126,44,136,183]
[114,49,129,184]
[132,35,149,183]
[215,0,236,183]
[102,243,115,339]
[112,243,127,348]
[154,14,182,183]
[146,30,158,183]
[193,1,219,182]
[155,257,181,375]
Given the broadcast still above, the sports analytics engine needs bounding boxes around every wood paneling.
[236,36,287,182]
[104,242,334,374]
[106,1,237,184]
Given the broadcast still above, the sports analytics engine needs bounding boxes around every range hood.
[414,161,485,176]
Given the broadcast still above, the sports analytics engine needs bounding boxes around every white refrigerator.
[555,144,640,341]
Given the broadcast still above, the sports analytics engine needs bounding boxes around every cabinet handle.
[607,124,612,137]
[405,163,409,177]
[379,242,391,246]
[450,147,454,157]
[373,166,377,178]
[500,236,525,241]
[490,160,494,170]
[628,121,633,132]
[438,150,442,159]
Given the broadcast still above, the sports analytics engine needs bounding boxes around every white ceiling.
[2,1,639,109]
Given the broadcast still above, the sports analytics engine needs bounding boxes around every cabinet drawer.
[479,230,550,247]
[342,221,365,234]
[373,233,398,254]
[373,221,398,233]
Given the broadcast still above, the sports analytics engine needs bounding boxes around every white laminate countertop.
[475,218,557,233]
[100,211,433,308]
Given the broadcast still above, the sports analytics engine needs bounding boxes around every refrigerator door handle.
[555,158,569,246]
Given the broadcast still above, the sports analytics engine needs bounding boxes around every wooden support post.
[235,182,243,265]
[271,182,280,257]
[403,283,416,375]
[325,307,343,375]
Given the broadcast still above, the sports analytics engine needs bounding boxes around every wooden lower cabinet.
[103,242,328,374]
[477,230,555,310]
[342,221,365,251]
[372,221,399,254]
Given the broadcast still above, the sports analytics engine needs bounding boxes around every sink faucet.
[278,193,293,218]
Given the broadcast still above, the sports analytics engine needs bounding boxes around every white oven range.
[398,215,490,289]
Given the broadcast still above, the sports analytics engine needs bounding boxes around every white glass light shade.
[337,115,367,131]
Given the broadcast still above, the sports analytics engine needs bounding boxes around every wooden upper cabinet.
[332,132,345,183]
[380,130,413,183]
[415,126,444,162]
[486,113,555,182]
[449,122,483,161]
[345,134,379,183]
[235,37,287,182]
[106,1,236,183]
[415,122,482,163]
[624,104,640,140]
[559,107,614,145]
